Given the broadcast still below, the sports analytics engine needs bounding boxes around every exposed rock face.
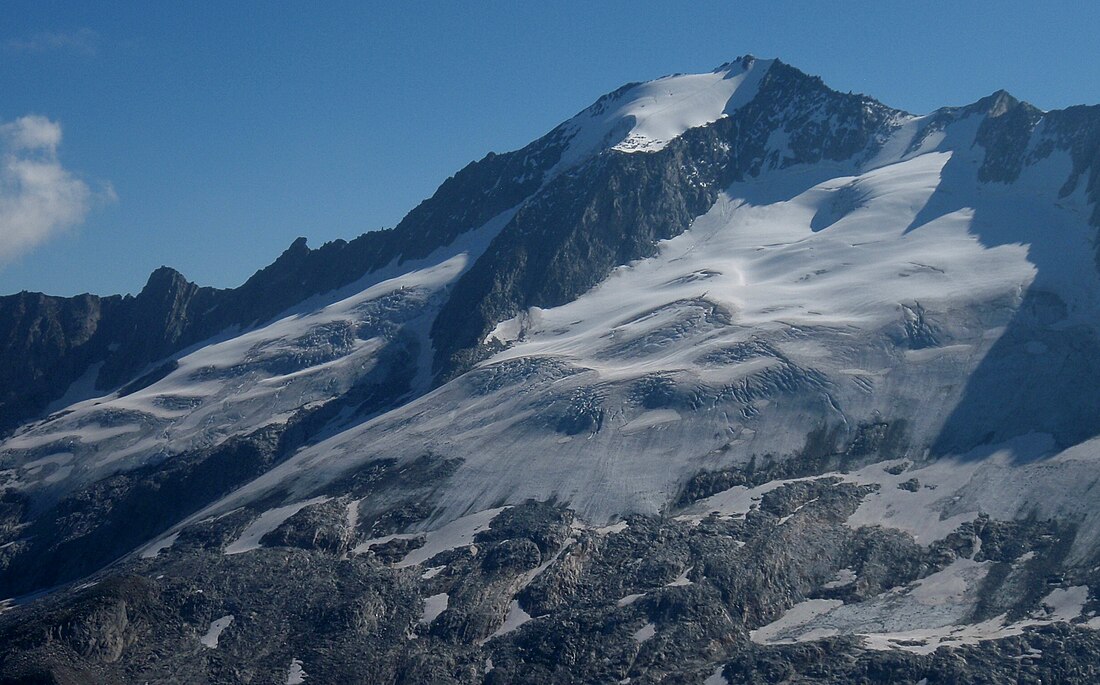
[0,291,120,436]
[3,56,1100,683]
[2,487,1098,684]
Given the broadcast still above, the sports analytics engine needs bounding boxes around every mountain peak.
[714,53,760,73]
[553,55,775,166]
[954,88,1043,120]
[982,88,1023,116]
[140,265,190,298]
[286,236,310,253]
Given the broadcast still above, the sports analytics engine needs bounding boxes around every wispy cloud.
[0,116,114,264]
[3,28,101,56]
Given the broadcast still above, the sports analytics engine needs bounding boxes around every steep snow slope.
[552,56,773,167]
[173,105,1099,532]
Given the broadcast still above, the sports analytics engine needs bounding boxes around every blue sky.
[2,1,1098,297]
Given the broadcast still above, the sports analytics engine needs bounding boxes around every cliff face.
[0,291,119,434]
[0,269,223,435]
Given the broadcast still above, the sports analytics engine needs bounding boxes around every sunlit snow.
[200,615,233,649]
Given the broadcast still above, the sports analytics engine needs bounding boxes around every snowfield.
[552,56,774,170]
[170,110,1097,532]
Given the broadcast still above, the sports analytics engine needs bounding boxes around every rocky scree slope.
[3,56,1100,683]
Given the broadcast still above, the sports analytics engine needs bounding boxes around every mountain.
[3,55,1100,683]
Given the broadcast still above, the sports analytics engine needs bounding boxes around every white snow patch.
[395,507,506,567]
[287,658,307,685]
[42,464,73,484]
[677,478,806,524]
[140,532,179,559]
[908,557,988,608]
[21,453,73,471]
[633,622,657,642]
[750,599,844,644]
[43,362,107,414]
[420,593,449,624]
[484,316,525,346]
[857,607,1076,656]
[487,599,532,639]
[8,423,143,452]
[666,566,693,587]
[1040,585,1089,621]
[704,665,729,685]
[777,498,817,526]
[843,434,1058,546]
[345,499,361,533]
[683,436,1060,552]
[200,615,233,648]
[753,562,1092,654]
[224,496,330,555]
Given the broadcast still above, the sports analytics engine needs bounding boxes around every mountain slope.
[4,56,1100,683]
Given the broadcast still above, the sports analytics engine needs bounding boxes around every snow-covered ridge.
[551,56,773,171]
[0,207,521,496]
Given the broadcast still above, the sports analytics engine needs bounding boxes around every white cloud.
[0,115,112,264]
[3,28,101,56]
[1,116,62,151]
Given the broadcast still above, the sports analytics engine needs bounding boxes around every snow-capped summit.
[551,55,774,169]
